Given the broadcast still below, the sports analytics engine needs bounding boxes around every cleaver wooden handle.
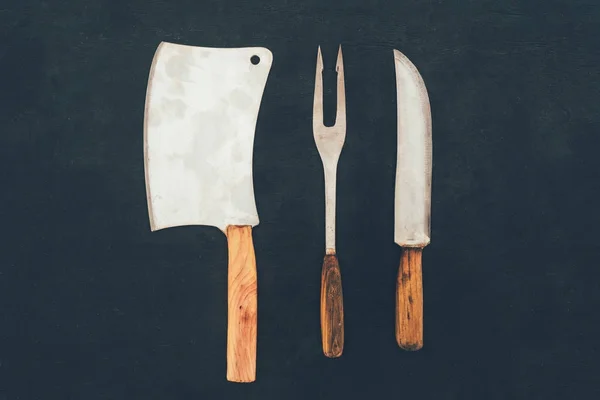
[320,253,344,358]
[396,247,424,351]
[226,225,258,383]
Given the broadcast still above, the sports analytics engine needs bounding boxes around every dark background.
[1,0,599,398]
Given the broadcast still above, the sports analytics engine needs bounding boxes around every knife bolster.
[226,225,258,382]
[396,247,424,351]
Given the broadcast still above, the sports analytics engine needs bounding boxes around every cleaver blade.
[144,41,273,382]
[393,49,432,352]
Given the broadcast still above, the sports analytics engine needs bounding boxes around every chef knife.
[393,49,432,351]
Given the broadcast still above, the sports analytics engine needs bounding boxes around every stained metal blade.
[144,42,273,232]
[393,49,432,247]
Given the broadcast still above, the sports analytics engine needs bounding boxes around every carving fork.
[313,45,346,358]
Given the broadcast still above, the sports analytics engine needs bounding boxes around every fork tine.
[313,45,346,131]
[335,45,346,130]
[313,46,324,131]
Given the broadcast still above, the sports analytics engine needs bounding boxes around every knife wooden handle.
[396,247,423,351]
[226,225,258,383]
[320,253,344,358]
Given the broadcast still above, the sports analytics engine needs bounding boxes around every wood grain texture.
[226,225,258,383]
[396,247,423,351]
[320,253,344,358]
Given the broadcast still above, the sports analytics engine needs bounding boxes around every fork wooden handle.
[226,225,258,383]
[320,253,344,357]
[396,247,424,351]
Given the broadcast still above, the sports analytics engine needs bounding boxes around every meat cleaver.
[393,49,432,351]
[144,41,273,382]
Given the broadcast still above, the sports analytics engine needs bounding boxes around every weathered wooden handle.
[320,253,344,357]
[226,225,258,383]
[396,247,424,351]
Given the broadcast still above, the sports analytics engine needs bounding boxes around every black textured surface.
[1,0,600,398]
